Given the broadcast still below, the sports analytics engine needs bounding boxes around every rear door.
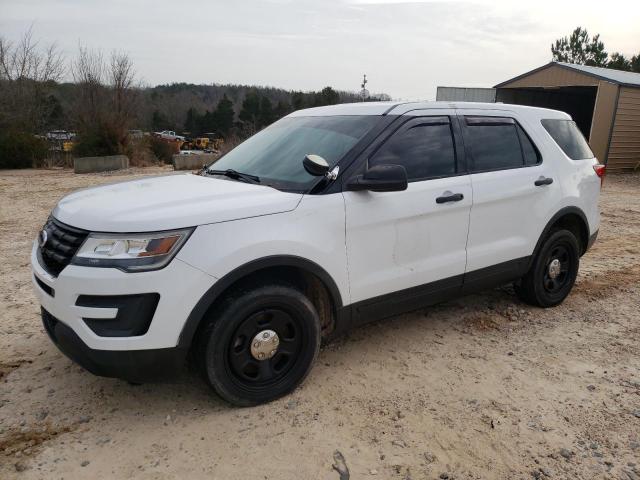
[343,111,472,314]
[459,109,563,278]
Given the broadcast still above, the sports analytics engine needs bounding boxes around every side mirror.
[303,154,330,176]
[346,164,408,192]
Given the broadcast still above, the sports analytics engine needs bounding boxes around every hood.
[53,174,302,232]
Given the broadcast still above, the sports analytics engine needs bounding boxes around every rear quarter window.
[541,119,594,160]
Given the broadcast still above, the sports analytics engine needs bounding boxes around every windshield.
[208,115,380,191]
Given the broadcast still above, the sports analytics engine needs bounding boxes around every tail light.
[593,164,606,186]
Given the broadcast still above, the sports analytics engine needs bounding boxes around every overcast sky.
[1,0,639,99]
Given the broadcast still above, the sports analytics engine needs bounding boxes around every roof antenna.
[360,74,369,102]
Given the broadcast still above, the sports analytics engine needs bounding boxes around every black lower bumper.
[586,230,599,254]
[41,308,186,383]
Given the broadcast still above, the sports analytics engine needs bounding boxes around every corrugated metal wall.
[436,87,496,103]
[608,87,640,171]
[589,81,619,163]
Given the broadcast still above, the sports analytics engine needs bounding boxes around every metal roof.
[495,61,640,88]
[556,62,640,87]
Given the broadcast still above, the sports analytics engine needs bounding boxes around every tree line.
[0,28,389,167]
[142,82,365,138]
[552,27,640,72]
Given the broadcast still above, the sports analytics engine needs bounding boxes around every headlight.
[71,228,193,272]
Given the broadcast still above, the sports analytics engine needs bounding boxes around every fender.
[177,255,345,349]
[528,206,591,269]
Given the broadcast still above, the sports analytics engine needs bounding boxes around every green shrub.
[149,136,178,164]
[73,128,122,157]
[0,131,49,169]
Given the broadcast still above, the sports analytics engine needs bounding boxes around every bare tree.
[0,26,65,132]
[71,47,139,155]
[71,46,107,134]
[108,52,138,146]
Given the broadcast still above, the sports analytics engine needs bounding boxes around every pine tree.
[211,95,235,137]
[184,107,201,135]
[313,87,340,107]
[608,53,631,71]
[239,91,261,132]
[291,92,305,110]
[274,100,291,119]
[551,27,608,67]
[151,110,171,131]
[258,97,274,128]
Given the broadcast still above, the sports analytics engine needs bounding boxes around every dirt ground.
[1,167,639,480]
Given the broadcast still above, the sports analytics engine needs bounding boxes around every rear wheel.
[515,229,580,307]
[198,285,321,406]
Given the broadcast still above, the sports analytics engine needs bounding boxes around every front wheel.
[199,285,321,406]
[515,229,580,308]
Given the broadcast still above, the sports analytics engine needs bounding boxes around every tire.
[515,229,580,308]
[198,284,321,406]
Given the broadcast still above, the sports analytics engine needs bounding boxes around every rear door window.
[464,117,524,172]
[541,119,594,160]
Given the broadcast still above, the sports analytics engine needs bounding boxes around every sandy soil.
[1,167,639,480]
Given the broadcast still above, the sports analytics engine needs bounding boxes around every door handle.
[534,176,554,186]
[436,193,464,204]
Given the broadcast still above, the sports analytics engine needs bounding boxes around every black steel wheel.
[515,229,580,308]
[227,308,303,387]
[541,244,573,294]
[198,285,321,406]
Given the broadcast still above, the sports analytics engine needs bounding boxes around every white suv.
[31,102,604,406]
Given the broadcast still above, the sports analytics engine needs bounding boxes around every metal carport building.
[495,62,640,171]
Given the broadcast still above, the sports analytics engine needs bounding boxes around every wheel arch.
[531,206,591,266]
[177,256,345,350]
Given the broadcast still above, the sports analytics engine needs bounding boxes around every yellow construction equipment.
[194,137,210,150]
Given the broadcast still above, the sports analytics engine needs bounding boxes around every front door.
[343,113,471,321]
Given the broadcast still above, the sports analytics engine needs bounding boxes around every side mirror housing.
[346,164,408,192]
[303,154,330,176]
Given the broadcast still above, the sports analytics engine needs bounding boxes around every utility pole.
[360,74,369,102]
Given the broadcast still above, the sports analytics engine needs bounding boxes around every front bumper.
[31,241,215,353]
[42,308,185,382]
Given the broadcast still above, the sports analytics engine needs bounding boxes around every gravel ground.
[0,167,639,480]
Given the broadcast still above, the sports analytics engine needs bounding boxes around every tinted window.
[541,119,594,160]
[370,120,456,181]
[210,115,379,191]
[517,125,541,166]
[465,118,523,171]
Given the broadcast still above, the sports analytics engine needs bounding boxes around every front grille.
[38,217,89,276]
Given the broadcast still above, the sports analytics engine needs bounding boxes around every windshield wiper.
[207,169,260,184]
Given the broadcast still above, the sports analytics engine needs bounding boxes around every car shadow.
[16,284,524,428]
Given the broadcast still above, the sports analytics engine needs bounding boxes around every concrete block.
[74,155,129,174]
[172,154,218,171]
